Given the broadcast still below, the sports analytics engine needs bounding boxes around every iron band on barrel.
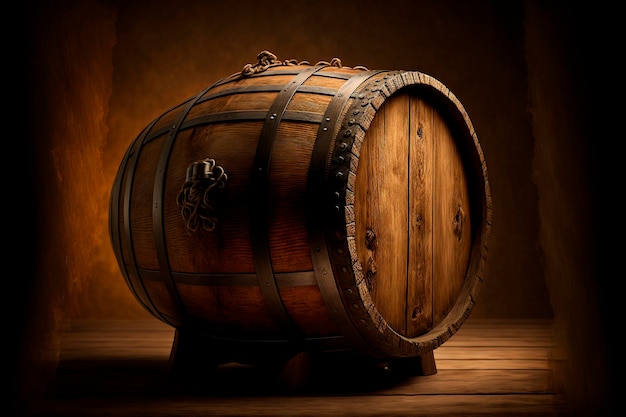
[251,65,325,340]
[307,70,386,357]
[152,84,218,325]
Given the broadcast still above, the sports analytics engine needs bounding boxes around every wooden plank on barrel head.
[364,93,409,334]
[354,108,376,300]
[433,107,472,324]
[407,95,434,337]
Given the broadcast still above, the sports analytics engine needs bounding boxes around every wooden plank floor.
[31,318,557,416]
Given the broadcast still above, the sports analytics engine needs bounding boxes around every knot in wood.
[365,228,377,251]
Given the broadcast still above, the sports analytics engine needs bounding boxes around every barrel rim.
[336,71,492,357]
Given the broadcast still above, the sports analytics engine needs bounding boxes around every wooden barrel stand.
[167,328,438,389]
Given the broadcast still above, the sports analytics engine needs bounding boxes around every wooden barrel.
[109,51,491,366]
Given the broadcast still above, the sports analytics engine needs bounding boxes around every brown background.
[11,0,615,415]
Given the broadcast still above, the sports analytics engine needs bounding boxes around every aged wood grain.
[432,104,471,324]
[407,95,434,337]
[356,94,410,335]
